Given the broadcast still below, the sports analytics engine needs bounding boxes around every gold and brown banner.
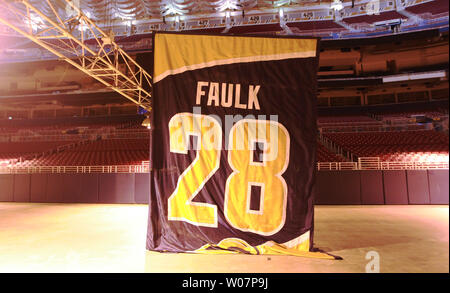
[147,32,334,258]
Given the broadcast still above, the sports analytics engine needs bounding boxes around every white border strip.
[382,70,447,83]
[154,51,317,83]
[282,230,310,249]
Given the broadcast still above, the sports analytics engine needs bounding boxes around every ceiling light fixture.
[331,0,344,11]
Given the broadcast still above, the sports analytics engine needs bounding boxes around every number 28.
[167,113,290,236]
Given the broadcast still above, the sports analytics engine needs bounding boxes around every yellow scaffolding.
[0,0,152,111]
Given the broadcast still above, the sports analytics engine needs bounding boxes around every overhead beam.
[0,0,152,111]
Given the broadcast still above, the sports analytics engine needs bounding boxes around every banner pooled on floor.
[147,33,332,258]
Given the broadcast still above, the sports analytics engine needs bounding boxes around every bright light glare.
[386,152,449,163]
[331,0,344,11]
[217,0,239,12]
[25,14,44,31]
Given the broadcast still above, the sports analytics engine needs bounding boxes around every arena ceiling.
[0,0,446,65]
[0,0,448,43]
[0,0,447,109]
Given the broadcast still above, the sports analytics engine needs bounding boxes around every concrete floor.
[0,203,448,273]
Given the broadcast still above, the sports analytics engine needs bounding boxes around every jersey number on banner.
[167,113,290,235]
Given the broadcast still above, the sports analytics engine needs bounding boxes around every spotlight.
[331,0,344,11]
[141,117,151,129]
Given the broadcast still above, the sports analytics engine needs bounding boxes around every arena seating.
[287,21,346,33]
[405,0,449,18]
[17,139,338,165]
[0,141,77,161]
[317,115,380,125]
[3,139,340,166]
[343,10,405,25]
[0,114,145,135]
[1,112,449,166]
[0,114,148,165]
[368,107,448,120]
[323,130,449,162]
[316,142,344,162]
[21,138,149,166]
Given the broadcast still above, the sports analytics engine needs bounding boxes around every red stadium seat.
[323,130,449,162]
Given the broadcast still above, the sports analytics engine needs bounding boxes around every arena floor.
[0,203,448,273]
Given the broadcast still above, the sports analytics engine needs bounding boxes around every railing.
[0,164,150,174]
[318,121,381,127]
[317,157,448,170]
[319,124,429,133]
[317,162,358,170]
[8,134,96,142]
[1,129,150,142]
[358,157,381,170]
[379,161,450,170]
[1,158,447,174]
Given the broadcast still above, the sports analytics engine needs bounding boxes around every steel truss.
[0,0,152,110]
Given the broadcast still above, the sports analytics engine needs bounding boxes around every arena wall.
[0,170,448,204]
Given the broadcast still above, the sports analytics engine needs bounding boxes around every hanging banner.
[147,32,333,258]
